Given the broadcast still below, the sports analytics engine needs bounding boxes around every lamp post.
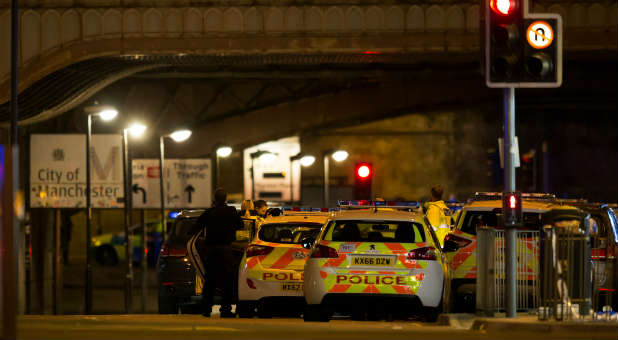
[289,153,315,204]
[159,129,192,244]
[215,146,232,189]
[323,150,348,208]
[121,123,146,314]
[249,150,276,201]
[84,106,118,314]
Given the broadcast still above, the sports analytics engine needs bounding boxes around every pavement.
[6,313,617,340]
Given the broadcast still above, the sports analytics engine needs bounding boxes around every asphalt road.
[12,314,614,340]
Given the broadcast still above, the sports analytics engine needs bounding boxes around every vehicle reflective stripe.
[331,284,351,293]
[320,270,328,279]
[269,248,299,269]
[363,285,378,293]
[246,256,259,269]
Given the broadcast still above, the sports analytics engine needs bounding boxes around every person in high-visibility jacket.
[425,185,452,246]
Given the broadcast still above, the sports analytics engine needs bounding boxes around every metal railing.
[477,227,541,315]
[538,224,592,321]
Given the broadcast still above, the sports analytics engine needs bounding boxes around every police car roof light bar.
[337,200,420,209]
[473,192,556,201]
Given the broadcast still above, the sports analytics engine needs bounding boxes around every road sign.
[30,134,123,208]
[526,21,553,49]
[132,159,212,209]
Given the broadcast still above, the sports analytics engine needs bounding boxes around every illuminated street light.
[83,104,118,315]
[216,146,232,158]
[214,146,233,188]
[170,129,191,142]
[98,109,119,121]
[127,123,147,138]
[289,153,316,203]
[300,155,316,167]
[332,150,349,162]
[160,129,193,243]
[323,149,349,207]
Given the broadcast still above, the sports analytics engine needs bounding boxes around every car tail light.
[407,247,437,261]
[444,234,473,248]
[245,244,274,258]
[159,244,187,257]
[591,248,606,261]
[310,244,339,258]
[246,279,257,289]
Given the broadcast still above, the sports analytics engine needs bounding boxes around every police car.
[443,193,584,312]
[237,209,330,318]
[303,201,448,322]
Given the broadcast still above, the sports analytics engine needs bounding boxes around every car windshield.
[168,217,198,246]
[258,223,323,244]
[461,211,542,235]
[324,220,426,243]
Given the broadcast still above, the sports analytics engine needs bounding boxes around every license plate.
[351,256,394,267]
[195,275,203,295]
[280,282,303,292]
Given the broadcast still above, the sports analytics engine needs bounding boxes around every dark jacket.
[196,203,243,246]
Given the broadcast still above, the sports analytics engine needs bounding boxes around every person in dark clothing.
[197,188,243,318]
[60,210,73,265]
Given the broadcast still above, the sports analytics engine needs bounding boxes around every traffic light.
[485,0,562,87]
[503,192,522,227]
[354,162,373,200]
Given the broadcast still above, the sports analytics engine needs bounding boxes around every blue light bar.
[338,200,420,208]
[169,211,180,219]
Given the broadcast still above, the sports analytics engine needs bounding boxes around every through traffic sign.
[526,21,553,49]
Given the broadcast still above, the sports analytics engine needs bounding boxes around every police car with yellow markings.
[443,193,584,312]
[303,201,448,322]
[237,208,330,318]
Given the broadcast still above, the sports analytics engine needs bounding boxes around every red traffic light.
[356,163,372,179]
[509,194,517,209]
[490,0,516,16]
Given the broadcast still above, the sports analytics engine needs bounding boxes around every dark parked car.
[157,210,202,314]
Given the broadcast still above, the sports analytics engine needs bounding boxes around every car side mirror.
[301,237,314,250]
[442,239,460,253]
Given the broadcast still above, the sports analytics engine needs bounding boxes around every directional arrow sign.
[185,185,195,203]
[132,159,211,208]
[132,183,147,204]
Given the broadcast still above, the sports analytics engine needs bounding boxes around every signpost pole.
[85,114,93,314]
[504,87,517,318]
[140,209,147,313]
[122,130,132,313]
[159,137,166,243]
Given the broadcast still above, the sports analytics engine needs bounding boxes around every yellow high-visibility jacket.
[425,200,452,246]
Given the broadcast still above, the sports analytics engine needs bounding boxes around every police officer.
[197,188,243,317]
[425,185,452,246]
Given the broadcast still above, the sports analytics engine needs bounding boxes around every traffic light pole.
[503,87,517,318]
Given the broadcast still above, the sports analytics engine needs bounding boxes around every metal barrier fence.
[477,227,541,315]
[539,224,592,321]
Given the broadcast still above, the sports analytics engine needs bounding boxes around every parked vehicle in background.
[92,221,164,266]
[237,211,329,318]
[157,210,202,313]
[442,193,583,312]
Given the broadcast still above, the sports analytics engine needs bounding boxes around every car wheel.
[303,304,329,322]
[236,301,255,318]
[257,301,271,319]
[423,306,441,323]
[158,295,178,314]
[95,246,118,266]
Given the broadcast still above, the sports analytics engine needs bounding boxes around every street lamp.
[249,150,276,200]
[214,146,232,189]
[159,129,192,244]
[323,150,348,207]
[121,122,146,314]
[84,105,118,315]
[289,153,315,204]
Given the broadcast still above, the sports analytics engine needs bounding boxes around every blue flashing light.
[169,211,180,219]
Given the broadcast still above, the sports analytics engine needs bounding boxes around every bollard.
[476,226,496,316]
